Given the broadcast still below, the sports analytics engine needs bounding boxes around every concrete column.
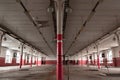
[113,32,120,67]
[30,49,33,67]
[55,0,64,80]
[81,53,83,66]
[95,43,100,69]
[86,48,89,67]
[37,56,38,66]
[20,43,24,69]
[0,31,5,55]
[114,32,120,46]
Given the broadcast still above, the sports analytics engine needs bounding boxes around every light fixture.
[47,6,54,13]
[65,6,72,13]
[24,46,26,49]
[18,46,20,49]
[3,36,7,41]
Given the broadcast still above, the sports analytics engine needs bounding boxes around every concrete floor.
[0,65,120,80]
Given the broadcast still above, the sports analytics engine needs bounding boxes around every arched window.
[107,50,113,63]
[16,52,20,63]
[5,50,12,63]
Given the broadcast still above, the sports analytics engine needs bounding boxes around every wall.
[45,57,56,65]
[46,60,56,65]
[78,56,87,65]
[112,46,120,67]
[0,47,20,66]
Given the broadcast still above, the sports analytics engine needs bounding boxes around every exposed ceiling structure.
[0,0,120,58]
[0,0,55,58]
[64,0,120,56]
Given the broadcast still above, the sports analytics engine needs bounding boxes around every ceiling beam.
[64,0,103,55]
[50,0,57,38]
[17,0,55,56]
[63,0,69,38]
[0,24,48,56]
[70,26,120,56]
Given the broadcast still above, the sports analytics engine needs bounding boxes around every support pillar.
[30,49,33,67]
[95,43,100,69]
[30,55,33,67]
[20,43,24,69]
[55,0,64,80]
[115,32,120,46]
[37,56,38,66]
[0,31,5,55]
[80,52,83,66]
[113,32,120,67]
[86,48,89,67]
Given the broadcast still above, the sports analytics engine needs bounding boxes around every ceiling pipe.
[17,0,55,56]
[49,0,57,38]
[64,0,103,55]
[0,24,48,56]
[63,0,70,38]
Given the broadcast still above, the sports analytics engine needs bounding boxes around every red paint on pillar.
[57,34,63,40]
[97,55,100,69]
[22,59,25,65]
[81,59,83,66]
[37,57,38,66]
[57,34,63,80]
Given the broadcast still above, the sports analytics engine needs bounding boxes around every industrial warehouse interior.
[0,0,120,80]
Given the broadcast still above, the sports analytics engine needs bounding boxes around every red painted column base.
[97,55,100,69]
[57,34,63,80]
[30,57,32,67]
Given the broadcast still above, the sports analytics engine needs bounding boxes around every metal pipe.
[55,0,64,80]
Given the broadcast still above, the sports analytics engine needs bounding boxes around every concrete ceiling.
[0,0,120,58]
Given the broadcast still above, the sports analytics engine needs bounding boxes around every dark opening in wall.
[102,53,105,58]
